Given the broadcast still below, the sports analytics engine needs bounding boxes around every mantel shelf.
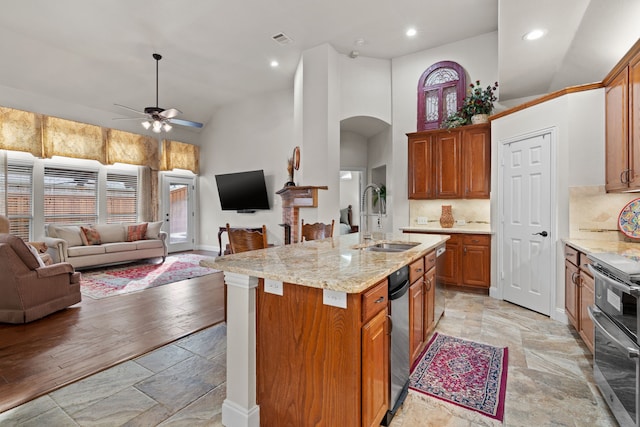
[276,186,328,208]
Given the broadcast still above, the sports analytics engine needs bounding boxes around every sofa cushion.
[126,223,148,242]
[94,224,125,243]
[48,225,84,247]
[80,226,102,245]
[103,242,138,253]
[146,221,163,239]
[136,239,163,250]
[68,245,106,257]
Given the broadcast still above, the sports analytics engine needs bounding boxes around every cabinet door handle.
[416,268,423,274]
[375,296,385,304]
[425,278,432,291]
[463,247,467,254]
[571,271,579,285]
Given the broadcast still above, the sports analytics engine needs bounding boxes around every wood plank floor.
[0,251,225,414]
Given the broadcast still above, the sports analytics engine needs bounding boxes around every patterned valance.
[0,106,195,173]
[0,107,43,157]
[43,116,107,162]
[107,129,159,170]
[161,139,199,174]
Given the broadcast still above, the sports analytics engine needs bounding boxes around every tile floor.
[0,290,618,426]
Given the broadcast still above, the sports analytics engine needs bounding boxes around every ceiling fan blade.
[114,103,146,115]
[159,108,181,119]
[169,118,204,128]
[112,117,149,121]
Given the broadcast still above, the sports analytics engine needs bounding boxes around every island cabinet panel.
[424,264,436,337]
[362,308,390,427]
[563,244,594,353]
[256,279,389,427]
[409,278,425,364]
[564,246,580,329]
[408,251,438,366]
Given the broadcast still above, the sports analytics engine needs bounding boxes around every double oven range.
[588,252,640,427]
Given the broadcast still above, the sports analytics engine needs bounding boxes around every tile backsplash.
[409,199,490,226]
[570,185,640,241]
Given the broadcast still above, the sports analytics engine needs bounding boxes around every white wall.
[340,56,391,123]
[198,88,294,251]
[340,131,368,169]
[368,127,393,233]
[391,31,499,231]
[491,88,605,321]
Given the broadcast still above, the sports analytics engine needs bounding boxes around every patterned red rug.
[409,332,508,421]
[79,253,220,299]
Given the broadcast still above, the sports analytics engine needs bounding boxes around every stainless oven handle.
[588,264,640,297]
[588,305,640,359]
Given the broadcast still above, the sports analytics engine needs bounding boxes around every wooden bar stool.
[300,220,334,241]
[226,224,268,254]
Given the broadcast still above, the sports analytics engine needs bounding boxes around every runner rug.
[409,332,508,421]
[79,253,220,299]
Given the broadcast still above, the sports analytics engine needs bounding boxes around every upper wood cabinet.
[408,123,490,199]
[605,51,640,192]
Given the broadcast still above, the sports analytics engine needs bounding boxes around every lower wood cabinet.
[362,307,390,427]
[564,244,594,353]
[435,233,491,289]
[408,251,438,366]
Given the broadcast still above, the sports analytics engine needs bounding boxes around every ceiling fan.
[114,53,203,133]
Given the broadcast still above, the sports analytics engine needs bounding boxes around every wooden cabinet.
[408,252,439,366]
[408,133,435,198]
[564,244,594,353]
[605,51,640,192]
[432,233,491,290]
[579,269,595,353]
[362,308,390,427]
[408,123,490,200]
[256,278,389,426]
[460,235,491,287]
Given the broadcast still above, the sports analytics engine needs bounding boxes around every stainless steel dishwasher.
[382,265,411,426]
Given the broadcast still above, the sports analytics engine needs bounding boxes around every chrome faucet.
[360,183,381,240]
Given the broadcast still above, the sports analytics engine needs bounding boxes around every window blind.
[6,162,33,239]
[44,167,98,225]
[106,171,138,224]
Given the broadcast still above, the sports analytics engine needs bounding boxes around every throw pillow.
[145,221,163,239]
[340,208,349,225]
[27,244,46,268]
[127,223,148,242]
[80,226,102,245]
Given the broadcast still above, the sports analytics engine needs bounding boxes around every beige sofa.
[43,222,168,269]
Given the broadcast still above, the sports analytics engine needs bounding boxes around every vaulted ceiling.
[0,0,638,135]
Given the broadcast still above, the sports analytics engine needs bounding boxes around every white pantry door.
[501,132,553,315]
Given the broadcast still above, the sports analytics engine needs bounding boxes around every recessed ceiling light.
[406,28,417,37]
[270,60,279,68]
[523,29,547,41]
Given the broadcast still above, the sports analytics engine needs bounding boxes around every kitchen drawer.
[424,250,436,271]
[362,279,388,323]
[409,258,425,284]
[462,234,490,245]
[564,245,579,266]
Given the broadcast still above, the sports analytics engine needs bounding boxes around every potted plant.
[460,80,498,124]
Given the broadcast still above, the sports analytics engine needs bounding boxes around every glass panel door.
[161,174,195,253]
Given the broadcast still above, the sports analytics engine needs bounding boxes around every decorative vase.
[440,205,454,228]
[471,114,489,124]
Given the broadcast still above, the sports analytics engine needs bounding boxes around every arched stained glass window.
[417,61,466,130]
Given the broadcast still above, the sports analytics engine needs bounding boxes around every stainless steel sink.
[364,242,420,253]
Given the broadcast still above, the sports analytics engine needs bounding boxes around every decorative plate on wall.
[618,198,640,239]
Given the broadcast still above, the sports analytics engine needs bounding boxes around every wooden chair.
[301,219,335,241]
[226,224,268,254]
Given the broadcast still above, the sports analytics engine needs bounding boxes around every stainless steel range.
[588,252,640,427]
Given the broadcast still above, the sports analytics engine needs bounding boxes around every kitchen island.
[202,232,448,427]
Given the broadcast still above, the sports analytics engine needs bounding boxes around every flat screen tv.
[215,169,270,213]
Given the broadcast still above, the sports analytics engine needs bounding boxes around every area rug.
[409,332,508,421]
[80,253,220,299]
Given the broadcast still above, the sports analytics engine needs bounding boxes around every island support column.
[221,272,260,427]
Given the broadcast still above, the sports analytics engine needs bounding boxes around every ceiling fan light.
[152,120,163,133]
[141,120,151,130]
[162,122,172,132]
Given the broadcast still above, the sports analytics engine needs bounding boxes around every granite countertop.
[400,222,492,234]
[563,238,640,258]
[201,232,449,294]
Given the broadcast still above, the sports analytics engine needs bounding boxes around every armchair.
[0,234,81,323]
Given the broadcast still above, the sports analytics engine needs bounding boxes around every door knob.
[532,231,548,237]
